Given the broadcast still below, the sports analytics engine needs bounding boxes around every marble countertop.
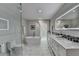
[48,34,79,49]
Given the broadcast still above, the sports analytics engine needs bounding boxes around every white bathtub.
[24,36,41,46]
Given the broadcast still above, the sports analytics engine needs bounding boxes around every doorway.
[22,19,50,56]
[39,20,49,49]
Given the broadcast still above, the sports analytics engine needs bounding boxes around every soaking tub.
[23,36,41,46]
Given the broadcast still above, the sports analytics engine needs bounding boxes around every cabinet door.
[52,39,66,56]
[56,42,66,56]
[47,37,52,47]
[48,44,55,56]
[51,39,58,55]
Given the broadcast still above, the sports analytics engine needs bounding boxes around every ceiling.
[22,3,63,20]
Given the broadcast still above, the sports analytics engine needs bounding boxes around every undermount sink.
[56,36,62,38]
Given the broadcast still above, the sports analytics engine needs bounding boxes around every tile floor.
[0,37,52,56]
[23,37,51,56]
[23,45,51,56]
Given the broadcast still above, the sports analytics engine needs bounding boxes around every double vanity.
[48,4,79,56]
[47,32,79,56]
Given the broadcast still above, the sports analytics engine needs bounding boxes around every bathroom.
[0,3,79,56]
[0,3,51,56]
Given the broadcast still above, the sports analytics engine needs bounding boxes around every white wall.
[0,4,21,46]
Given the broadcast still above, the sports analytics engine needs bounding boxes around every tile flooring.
[23,45,51,56]
[23,37,51,56]
[0,37,53,56]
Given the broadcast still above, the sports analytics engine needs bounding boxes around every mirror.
[55,5,79,30]
[0,18,9,30]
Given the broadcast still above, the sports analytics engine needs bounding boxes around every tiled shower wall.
[0,4,21,46]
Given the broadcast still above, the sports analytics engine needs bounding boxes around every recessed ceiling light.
[37,9,43,14]
[38,9,42,13]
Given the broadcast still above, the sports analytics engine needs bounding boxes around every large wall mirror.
[55,4,79,30]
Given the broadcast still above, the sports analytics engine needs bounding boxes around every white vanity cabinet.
[48,37,66,56]
[47,35,54,55]
[48,34,79,56]
[54,40,66,56]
